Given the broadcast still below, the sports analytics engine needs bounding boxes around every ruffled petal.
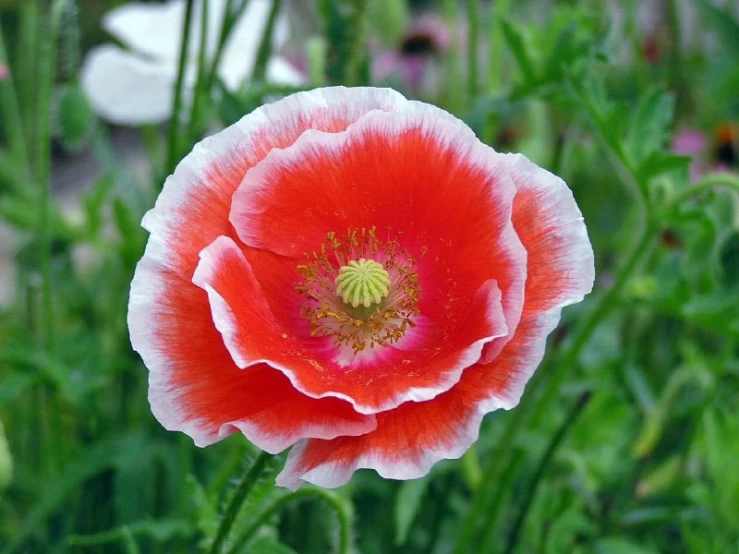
[507,153,595,317]
[130,88,410,446]
[228,106,526,412]
[273,140,594,490]
[275,310,560,489]
[193,234,508,414]
[80,45,177,125]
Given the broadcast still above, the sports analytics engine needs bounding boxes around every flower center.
[335,258,391,313]
[296,227,423,354]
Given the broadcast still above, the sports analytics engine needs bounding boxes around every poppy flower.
[128,87,594,489]
[80,0,303,125]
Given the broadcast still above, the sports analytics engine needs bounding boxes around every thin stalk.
[504,392,593,553]
[166,0,196,174]
[18,0,40,151]
[668,172,739,208]
[345,0,368,85]
[225,488,351,554]
[441,0,463,113]
[37,0,67,356]
[207,0,249,89]
[467,0,480,98]
[453,407,528,554]
[487,0,511,93]
[533,226,656,423]
[209,451,272,554]
[665,0,684,113]
[0,26,30,177]
[189,0,210,141]
[251,0,281,83]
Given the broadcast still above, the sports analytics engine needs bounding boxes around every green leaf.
[625,89,674,167]
[394,477,429,546]
[501,19,537,85]
[636,152,691,184]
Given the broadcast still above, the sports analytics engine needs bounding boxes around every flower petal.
[192,233,508,415]
[102,0,234,64]
[132,252,376,453]
[229,106,526,412]
[479,153,594,364]
[274,140,594,490]
[103,0,188,63]
[80,45,177,125]
[130,88,410,446]
[275,310,560,489]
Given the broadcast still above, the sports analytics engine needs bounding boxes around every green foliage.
[1,1,738,553]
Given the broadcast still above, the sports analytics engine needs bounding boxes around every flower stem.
[668,172,739,208]
[166,0,196,175]
[467,0,480,98]
[37,0,67,357]
[209,451,272,554]
[225,488,352,554]
[0,26,30,179]
[252,0,282,83]
[503,391,592,553]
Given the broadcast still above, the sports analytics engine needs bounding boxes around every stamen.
[295,227,422,354]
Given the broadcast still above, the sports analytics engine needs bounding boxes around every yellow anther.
[335,258,391,308]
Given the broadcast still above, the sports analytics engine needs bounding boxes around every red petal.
[194,234,509,415]
[129,88,407,447]
[228,107,527,412]
[274,153,595,489]
[481,154,594,364]
[276,311,560,489]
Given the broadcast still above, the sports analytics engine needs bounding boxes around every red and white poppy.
[128,87,594,489]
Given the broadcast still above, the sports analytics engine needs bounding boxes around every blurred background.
[0,0,738,553]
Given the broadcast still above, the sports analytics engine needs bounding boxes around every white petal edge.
[275,309,563,490]
[129,88,413,445]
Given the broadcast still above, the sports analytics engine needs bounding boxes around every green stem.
[189,0,210,141]
[37,0,66,356]
[345,0,368,85]
[504,392,593,553]
[533,225,656,421]
[487,0,511,93]
[251,0,282,83]
[467,0,480,98]
[207,0,249,89]
[668,172,739,208]
[665,0,684,113]
[209,451,272,554]
[0,25,30,177]
[453,408,527,554]
[225,488,351,554]
[166,0,196,174]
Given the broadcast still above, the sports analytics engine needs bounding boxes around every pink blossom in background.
[372,14,450,94]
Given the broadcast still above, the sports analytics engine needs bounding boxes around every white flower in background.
[81,0,304,125]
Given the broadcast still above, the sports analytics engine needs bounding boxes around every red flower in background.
[128,87,594,489]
